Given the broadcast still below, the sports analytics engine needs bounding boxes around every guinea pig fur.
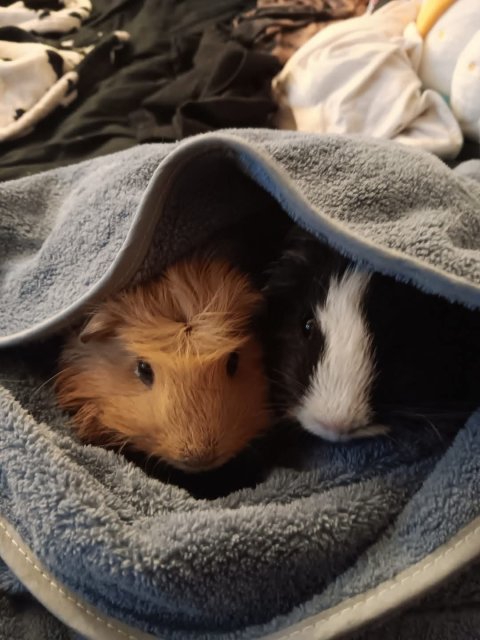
[55,258,272,472]
[264,227,480,442]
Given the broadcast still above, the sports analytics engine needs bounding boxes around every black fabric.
[0,0,283,182]
[142,23,281,139]
[46,48,65,78]
[22,0,64,9]
[0,25,40,42]
[233,4,359,47]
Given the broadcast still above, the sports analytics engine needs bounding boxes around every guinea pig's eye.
[226,351,239,377]
[135,359,154,387]
[302,316,316,338]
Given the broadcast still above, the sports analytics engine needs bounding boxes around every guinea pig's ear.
[79,307,119,343]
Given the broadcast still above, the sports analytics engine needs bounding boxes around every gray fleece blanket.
[2,130,480,640]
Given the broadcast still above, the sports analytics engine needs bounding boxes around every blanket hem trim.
[219,136,480,309]
[1,512,480,639]
[0,517,155,640]
[264,516,480,640]
[3,133,480,347]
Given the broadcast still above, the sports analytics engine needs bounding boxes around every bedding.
[0,0,282,182]
[233,0,368,64]
[1,130,480,639]
[0,0,411,184]
[271,0,464,158]
[0,24,129,144]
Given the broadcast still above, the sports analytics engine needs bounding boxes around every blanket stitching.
[0,520,137,640]
[3,521,478,640]
[284,525,480,638]
[1,517,480,639]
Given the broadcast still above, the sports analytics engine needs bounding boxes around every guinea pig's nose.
[306,420,348,442]
[305,418,386,441]
[177,451,220,472]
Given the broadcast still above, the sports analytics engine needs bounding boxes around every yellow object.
[416,0,457,37]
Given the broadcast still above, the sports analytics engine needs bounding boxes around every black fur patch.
[0,26,39,43]
[69,11,82,19]
[366,272,480,421]
[264,228,350,415]
[14,108,26,120]
[39,9,50,18]
[265,225,480,434]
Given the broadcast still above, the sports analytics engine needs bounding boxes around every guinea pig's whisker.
[144,450,162,471]
[31,369,69,399]
[268,394,297,408]
[260,402,284,413]
[267,401,294,414]
[269,368,305,395]
[270,397,301,415]
[106,434,129,449]
[101,438,121,450]
[312,279,327,297]
[401,411,445,444]
[269,367,300,384]
[381,431,413,454]
[117,440,131,456]
[152,456,164,473]
[386,409,445,444]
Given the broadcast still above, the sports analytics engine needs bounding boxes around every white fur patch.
[295,269,376,441]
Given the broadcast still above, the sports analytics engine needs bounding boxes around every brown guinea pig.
[55,257,272,472]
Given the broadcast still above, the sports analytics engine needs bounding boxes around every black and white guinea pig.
[264,227,480,442]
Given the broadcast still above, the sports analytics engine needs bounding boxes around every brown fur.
[55,258,272,472]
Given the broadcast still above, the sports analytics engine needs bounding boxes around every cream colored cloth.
[418,0,480,142]
[272,0,463,158]
[0,0,91,35]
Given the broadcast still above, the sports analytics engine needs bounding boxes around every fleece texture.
[1,130,480,639]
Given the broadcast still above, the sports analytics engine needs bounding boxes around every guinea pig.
[55,257,272,472]
[264,227,480,442]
